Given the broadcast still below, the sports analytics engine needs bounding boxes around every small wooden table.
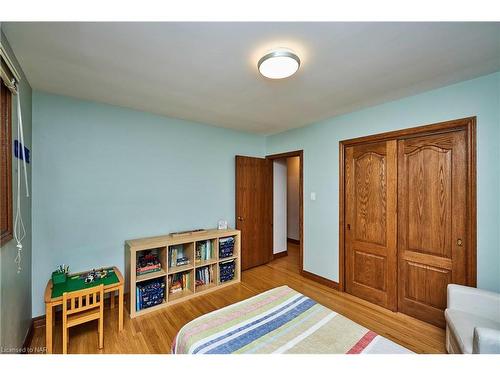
[44,266,124,354]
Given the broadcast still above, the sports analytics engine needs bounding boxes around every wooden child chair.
[62,284,104,354]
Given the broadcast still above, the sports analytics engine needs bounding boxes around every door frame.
[339,117,477,292]
[266,150,304,274]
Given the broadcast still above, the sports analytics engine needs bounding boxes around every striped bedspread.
[172,286,412,354]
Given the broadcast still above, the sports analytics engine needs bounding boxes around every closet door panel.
[345,140,397,311]
[353,250,386,291]
[398,131,467,327]
[406,144,452,257]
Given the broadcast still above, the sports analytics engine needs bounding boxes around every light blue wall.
[267,72,500,293]
[0,29,32,350]
[31,72,500,318]
[31,92,265,317]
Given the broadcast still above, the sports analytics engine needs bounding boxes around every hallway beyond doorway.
[270,239,300,275]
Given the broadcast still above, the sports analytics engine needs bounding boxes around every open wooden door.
[235,155,273,270]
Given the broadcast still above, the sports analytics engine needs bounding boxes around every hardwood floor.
[271,240,301,274]
[28,241,446,354]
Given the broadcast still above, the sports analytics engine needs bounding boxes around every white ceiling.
[3,22,500,134]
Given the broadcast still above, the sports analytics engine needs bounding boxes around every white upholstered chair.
[445,284,500,354]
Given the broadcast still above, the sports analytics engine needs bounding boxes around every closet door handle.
[457,238,463,247]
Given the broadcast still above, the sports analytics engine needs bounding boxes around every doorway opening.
[267,151,303,275]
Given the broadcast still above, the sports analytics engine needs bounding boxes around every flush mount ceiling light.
[258,49,300,79]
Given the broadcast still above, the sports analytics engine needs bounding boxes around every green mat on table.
[51,268,118,298]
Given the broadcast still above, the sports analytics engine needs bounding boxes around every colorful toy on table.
[57,264,69,274]
[79,268,110,284]
[51,267,118,299]
[52,264,69,285]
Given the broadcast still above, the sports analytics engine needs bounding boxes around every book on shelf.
[136,249,162,275]
[137,265,162,275]
[169,281,182,294]
[176,256,189,266]
[196,240,214,262]
[195,265,213,286]
[195,243,201,260]
[169,245,188,268]
[168,271,191,294]
[138,264,161,272]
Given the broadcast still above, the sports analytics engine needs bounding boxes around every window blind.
[0,43,21,94]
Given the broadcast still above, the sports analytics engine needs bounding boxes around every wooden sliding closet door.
[345,140,398,311]
[397,130,467,327]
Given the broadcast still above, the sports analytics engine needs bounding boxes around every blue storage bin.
[219,260,235,283]
[136,279,165,311]
[219,236,235,259]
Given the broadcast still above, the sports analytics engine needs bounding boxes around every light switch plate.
[310,192,316,201]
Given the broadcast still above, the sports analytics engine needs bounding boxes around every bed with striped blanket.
[172,285,412,354]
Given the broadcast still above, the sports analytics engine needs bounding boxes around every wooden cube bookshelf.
[125,229,240,318]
